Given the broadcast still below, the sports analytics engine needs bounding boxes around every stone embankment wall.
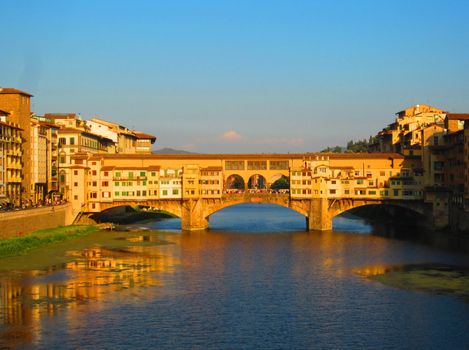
[0,204,74,239]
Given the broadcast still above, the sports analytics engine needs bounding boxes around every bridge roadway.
[95,192,429,231]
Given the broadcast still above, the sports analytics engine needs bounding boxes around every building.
[87,118,138,153]
[0,88,33,202]
[369,104,446,154]
[0,109,23,205]
[30,115,60,202]
[134,132,156,153]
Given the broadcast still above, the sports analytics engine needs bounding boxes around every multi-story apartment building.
[0,109,23,206]
[87,118,138,153]
[289,154,422,201]
[57,128,114,199]
[369,104,446,154]
[0,88,33,202]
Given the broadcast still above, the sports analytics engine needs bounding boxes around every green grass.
[0,225,99,258]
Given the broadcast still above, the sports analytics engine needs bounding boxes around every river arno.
[1,204,469,349]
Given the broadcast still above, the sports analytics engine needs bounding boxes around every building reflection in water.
[0,237,180,347]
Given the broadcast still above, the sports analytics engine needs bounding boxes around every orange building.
[0,88,33,202]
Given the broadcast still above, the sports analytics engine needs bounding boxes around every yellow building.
[66,152,415,216]
[57,127,114,199]
[370,104,446,154]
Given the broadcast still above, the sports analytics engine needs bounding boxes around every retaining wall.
[0,204,74,239]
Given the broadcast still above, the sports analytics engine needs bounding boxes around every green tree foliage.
[321,136,377,153]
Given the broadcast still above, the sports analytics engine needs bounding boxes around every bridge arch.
[328,199,429,223]
[203,196,309,221]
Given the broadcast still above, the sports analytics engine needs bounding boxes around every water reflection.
[0,240,180,348]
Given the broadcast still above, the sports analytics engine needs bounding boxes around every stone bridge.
[95,193,430,231]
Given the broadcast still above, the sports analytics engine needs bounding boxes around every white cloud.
[220,130,242,141]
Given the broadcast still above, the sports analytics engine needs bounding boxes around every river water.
[1,204,468,349]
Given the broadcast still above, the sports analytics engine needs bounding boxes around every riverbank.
[0,203,74,239]
[0,225,98,259]
[358,264,469,302]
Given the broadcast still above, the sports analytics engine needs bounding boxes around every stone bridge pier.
[305,198,333,231]
[180,198,210,231]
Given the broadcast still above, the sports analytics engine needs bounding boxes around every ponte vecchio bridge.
[68,152,440,231]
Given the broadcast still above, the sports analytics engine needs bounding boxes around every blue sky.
[1,0,468,152]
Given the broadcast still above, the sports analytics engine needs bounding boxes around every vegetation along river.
[0,203,468,349]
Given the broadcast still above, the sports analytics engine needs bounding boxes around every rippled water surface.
[1,204,469,349]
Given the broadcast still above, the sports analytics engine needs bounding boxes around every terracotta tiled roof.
[0,109,10,116]
[0,88,33,97]
[446,113,469,120]
[134,131,157,141]
[58,127,114,142]
[44,113,78,119]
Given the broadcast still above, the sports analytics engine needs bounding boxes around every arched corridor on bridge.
[270,174,290,190]
[248,174,267,190]
[226,174,245,191]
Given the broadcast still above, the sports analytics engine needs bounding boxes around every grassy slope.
[0,225,99,258]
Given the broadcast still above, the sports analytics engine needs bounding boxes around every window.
[102,181,109,187]
[92,170,97,176]
[140,171,146,177]
[269,160,289,170]
[172,189,179,195]
[59,137,66,145]
[162,190,168,196]
[356,180,364,185]
[225,160,244,170]
[74,182,78,187]
[115,172,121,178]
[74,170,78,175]
[329,189,336,194]
[70,137,75,145]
